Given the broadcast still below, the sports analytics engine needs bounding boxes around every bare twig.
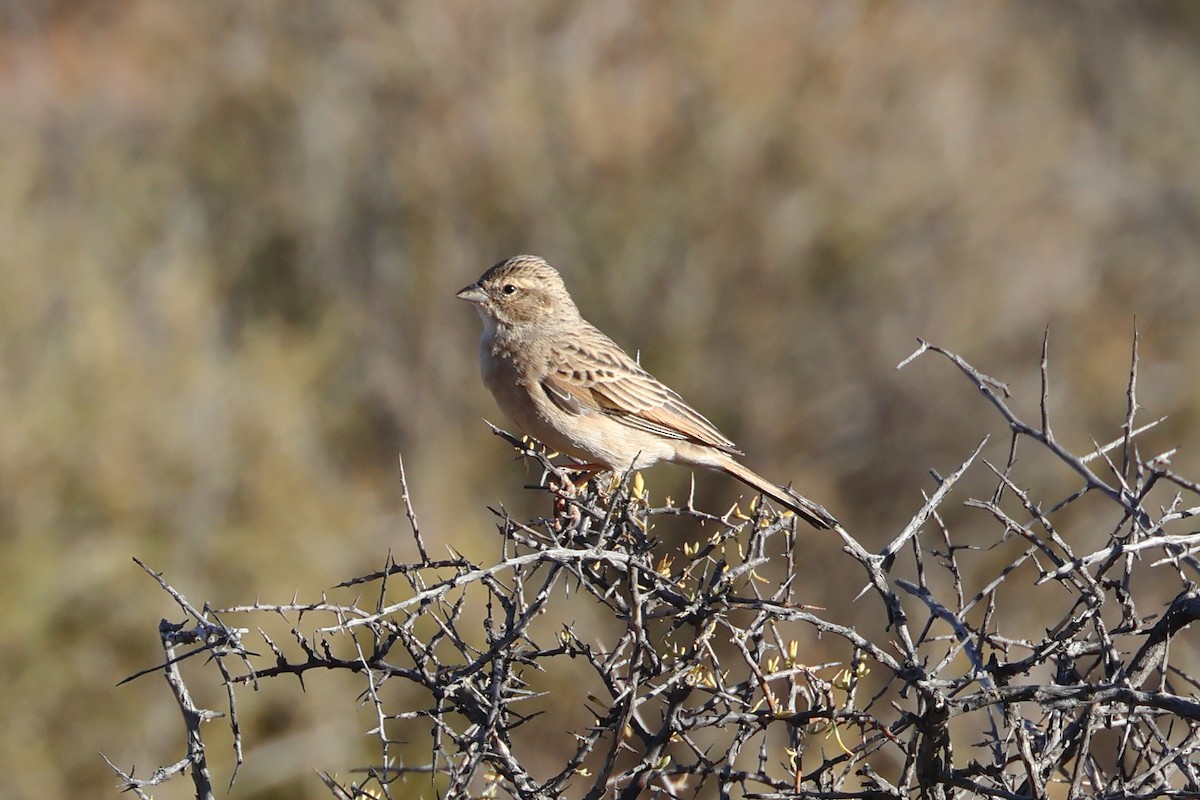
[115,336,1200,800]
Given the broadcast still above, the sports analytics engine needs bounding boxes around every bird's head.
[457,255,580,332]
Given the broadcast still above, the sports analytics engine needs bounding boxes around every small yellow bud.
[631,471,646,501]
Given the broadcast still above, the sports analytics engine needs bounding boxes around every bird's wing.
[540,323,742,455]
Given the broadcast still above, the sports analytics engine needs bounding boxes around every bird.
[456,255,836,529]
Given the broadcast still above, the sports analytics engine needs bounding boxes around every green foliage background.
[3,2,1200,797]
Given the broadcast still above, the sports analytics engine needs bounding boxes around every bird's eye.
[502,284,517,295]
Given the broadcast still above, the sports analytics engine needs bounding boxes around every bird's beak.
[456,284,488,304]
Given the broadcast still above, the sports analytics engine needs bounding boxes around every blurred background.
[4,1,1200,797]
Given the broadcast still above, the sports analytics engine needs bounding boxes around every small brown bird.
[457,255,835,529]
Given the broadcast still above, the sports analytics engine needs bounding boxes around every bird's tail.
[715,454,837,530]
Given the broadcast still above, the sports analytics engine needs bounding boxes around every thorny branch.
[113,337,1200,799]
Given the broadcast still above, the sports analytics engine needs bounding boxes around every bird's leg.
[547,464,621,535]
[560,463,609,492]
[543,471,581,534]
[547,464,606,533]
